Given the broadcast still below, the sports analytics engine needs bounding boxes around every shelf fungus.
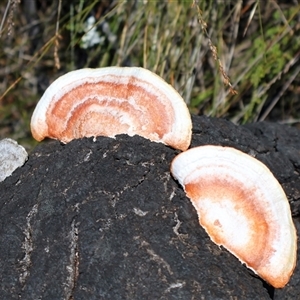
[30,67,192,151]
[170,145,297,288]
[0,138,28,182]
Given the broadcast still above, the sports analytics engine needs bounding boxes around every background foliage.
[0,0,300,150]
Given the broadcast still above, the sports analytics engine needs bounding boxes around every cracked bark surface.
[0,115,300,299]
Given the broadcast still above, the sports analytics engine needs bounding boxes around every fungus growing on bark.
[0,138,28,182]
[30,67,192,151]
[170,145,297,288]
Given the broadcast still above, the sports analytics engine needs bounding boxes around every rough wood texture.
[0,115,299,299]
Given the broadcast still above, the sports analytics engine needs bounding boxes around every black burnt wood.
[0,115,299,299]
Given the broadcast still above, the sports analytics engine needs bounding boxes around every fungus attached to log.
[170,145,297,288]
[30,67,192,151]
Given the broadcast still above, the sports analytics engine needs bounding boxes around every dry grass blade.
[243,0,258,36]
[0,0,20,37]
[192,0,238,96]
[54,0,62,70]
[0,0,11,37]
[259,58,300,121]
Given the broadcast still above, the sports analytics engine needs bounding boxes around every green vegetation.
[0,0,299,150]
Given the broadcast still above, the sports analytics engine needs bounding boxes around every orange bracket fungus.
[30,67,192,151]
[170,145,297,288]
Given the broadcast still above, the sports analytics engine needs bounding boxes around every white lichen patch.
[165,281,186,293]
[64,218,79,299]
[133,207,148,216]
[173,213,188,239]
[98,218,112,232]
[141,240,173,275]
[83,149,93,162]
[0,138,28,182]
[19,203,39,285]
[169,188,176,201]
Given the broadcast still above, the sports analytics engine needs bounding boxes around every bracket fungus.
[170,145,297,288]
[0,138,28,182]
[30,67,192,151]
